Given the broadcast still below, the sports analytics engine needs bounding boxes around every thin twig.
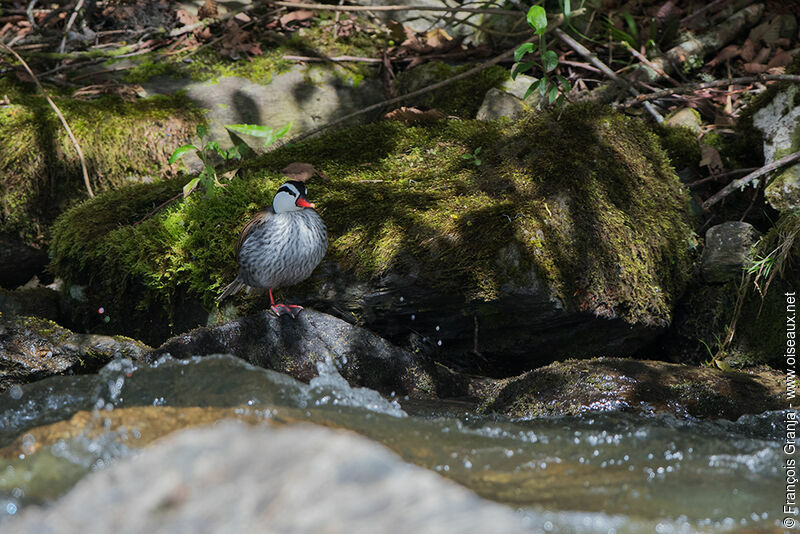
[553,28,664,123]
[703,150,800,209]
[620,41,679,85]
[271,1,522,16]
[686,167,757,188]
[132,191,183,226]
[630,74,800,103]
[59,0,85,54]
[287,9,582,144]
[0,43,94,197]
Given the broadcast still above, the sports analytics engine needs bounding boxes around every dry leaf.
[280,10,315,26]
[175,8,197,26]
[425,28,453,49]
[197,0,218,20]
[740,39,756,62]
[768,49,793,68]
[283,162,329,182]
[708,45,740,67]
[387,20,406,42]
[742,62,769,73]
[384,107,446,124]
[699,143,723,172]
[753,46,771,64]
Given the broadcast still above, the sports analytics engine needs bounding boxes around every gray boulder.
[476,88,525,121]
[701,222,760,283]
[7,422,530,534]
[149,309,438,398]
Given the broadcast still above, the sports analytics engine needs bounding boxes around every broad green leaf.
[556,75,571,91]
[542,50,559,72]
[462,154,472,160]
[514,42,535,62]
[527,5,547,34]
[183,177,200,198]
[168,144,197,164]
[196,125,208,138]
[562,0,571,18]
[474,146,482,155]
[474,158,482,166]
[523,83,538,100]
[225,124,275,138]
[539,78,549,97]
[511,61,534,80]
[622,12,638,40]
[548,85,558,104]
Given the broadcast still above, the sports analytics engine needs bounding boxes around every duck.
[216,180,328,318]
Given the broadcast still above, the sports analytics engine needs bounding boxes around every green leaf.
[271,122,292,141]
[539,77,549,97]
[511,61,534,80]
[474,146,482,155]
[542,50,559,72]
[462,154,473,160]
[474,158,482,166]
[168,144,197,164]
[548,85,559,104]
[514,42,535,62]
[622,11,638,40]
[183,177,200,198]
[555,94,565,108]
[523,83,538,100]
[562,0,571,19]
[527,5,547,34]
[225,124,276,138]
[556,74,571,91]
[196,125,208,139]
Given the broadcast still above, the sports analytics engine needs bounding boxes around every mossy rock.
[480,357,787,420]
[0,79,203,246]
[50,103,694,372]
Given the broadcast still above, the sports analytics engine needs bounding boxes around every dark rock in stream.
[7,422,530,534]
[0,313,150,391]
[0,236,50,289]
[476,357,788,420]
[149,309,438,398]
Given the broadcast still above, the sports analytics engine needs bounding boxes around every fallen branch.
[0,43,94,198]
[283,54,382,63]
[270,1,522,16]
[287,9,583,144]
[629,74,800,104]
[703,150,800,209]
[553,28,664,123]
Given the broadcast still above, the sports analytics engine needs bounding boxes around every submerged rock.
[479,357,787,420]
[0,314,150,391]
[149,309,437,398]
[6,422,529,534]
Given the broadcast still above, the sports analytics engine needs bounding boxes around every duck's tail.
[216,276,246,303]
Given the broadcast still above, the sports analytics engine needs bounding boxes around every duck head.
[272,181,315,213]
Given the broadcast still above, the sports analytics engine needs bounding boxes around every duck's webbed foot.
[270,303,304,319]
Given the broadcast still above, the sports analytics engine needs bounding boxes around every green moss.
[652,124,701,171]
[0,79,204,245]
[123,15,387,85]
[394,61,509,118]
[50,103,693,341]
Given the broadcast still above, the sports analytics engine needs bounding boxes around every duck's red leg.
[269,288,304,319]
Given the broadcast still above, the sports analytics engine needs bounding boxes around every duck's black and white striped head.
[272,181,315,213]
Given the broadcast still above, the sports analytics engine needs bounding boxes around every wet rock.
[149,310,438,398]
[480,357,787,420]
[701,221,760,283]
[7,422,529,534]
[0,237,49,289]
[752,85,800,212]
[0,314,150,391]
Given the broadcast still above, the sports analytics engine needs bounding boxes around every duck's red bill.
[296,198,315,208]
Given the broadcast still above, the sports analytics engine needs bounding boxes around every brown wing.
[235,209,273,261]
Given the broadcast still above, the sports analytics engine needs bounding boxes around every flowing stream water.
[0,354,789,532]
